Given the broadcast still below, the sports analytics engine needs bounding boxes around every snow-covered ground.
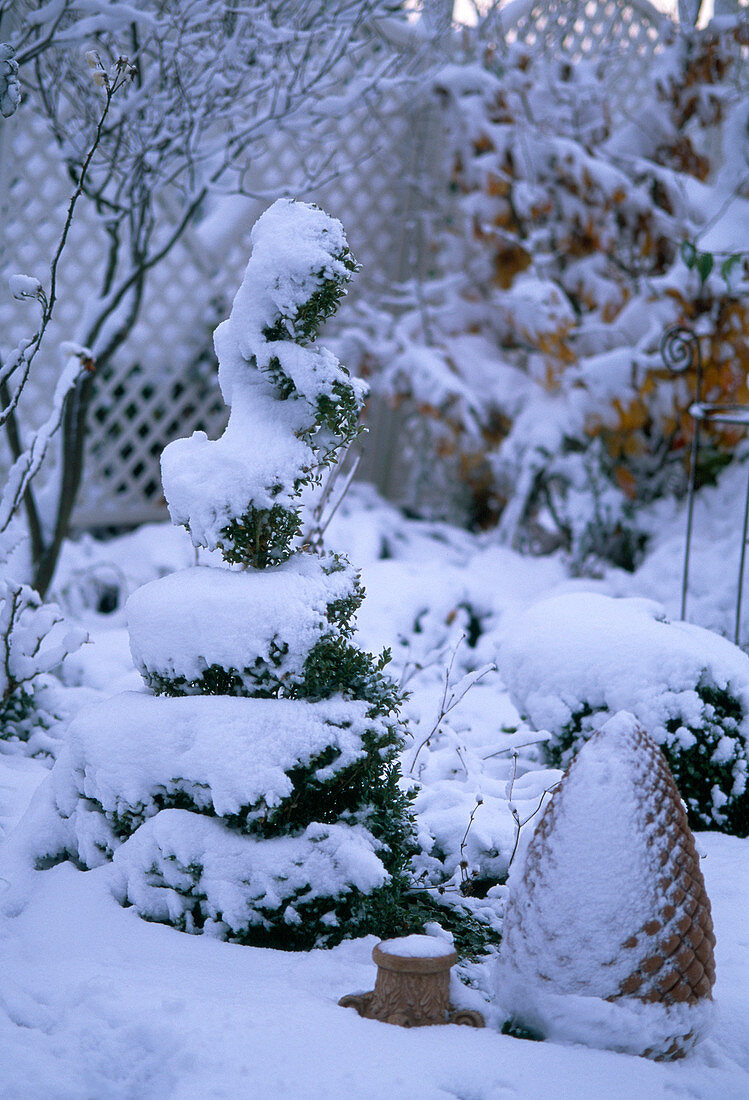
[2,474,749,1098]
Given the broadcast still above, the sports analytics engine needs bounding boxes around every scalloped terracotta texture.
[612,726,715,1006]
[501,718,716,1058]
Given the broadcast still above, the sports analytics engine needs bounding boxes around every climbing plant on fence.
[343,15,749,568]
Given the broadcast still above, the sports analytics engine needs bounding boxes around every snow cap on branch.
[8,274,43,303]
[0,43,20,118]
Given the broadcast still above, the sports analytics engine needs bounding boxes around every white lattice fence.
[502,0,668,59]
[499,0,671,120]
[0,60,433,528]
[78,82,430,529]
[0,2,685,532]
[0,102,235,527]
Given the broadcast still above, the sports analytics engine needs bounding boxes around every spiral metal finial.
[661,325,702,389]
[660,325,703,623]
[661,324,749,645]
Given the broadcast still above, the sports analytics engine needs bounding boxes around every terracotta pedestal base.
[339,940,485,1028]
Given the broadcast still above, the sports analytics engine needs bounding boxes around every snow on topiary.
[501,592,749,836]
[28,199,416,949]
[496,712,716,1061]
[160,197,364,566]
[126,554,364,699]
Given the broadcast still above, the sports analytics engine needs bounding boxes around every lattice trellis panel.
[502,0,671,120]
[194,78,443,306]
[503,0,668,59]
[0,64,439,530]
[0,5,685,532]
[79,361,228,530]
[0,103,232,528]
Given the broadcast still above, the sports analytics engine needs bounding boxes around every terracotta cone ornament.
[340,935,485,1028]
[496,711,716,1060]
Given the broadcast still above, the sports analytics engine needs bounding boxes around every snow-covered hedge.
[113,812,388,940]
[0,581,87,752]
[52,693,384,844]
[42,692,394,941]
[501,593,749,835]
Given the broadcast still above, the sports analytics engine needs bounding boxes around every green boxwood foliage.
[60,200,421,950]
[546,680,749,837]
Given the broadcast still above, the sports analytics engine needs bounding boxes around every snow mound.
[496,712,716,1060]
[378,934,456,958]
[160,379,314,553]
[501,592,749,832]
[49,692,381,845]
[112,810,388,939]
[226,197,351,361]
[502,593,749,737]
[127,554,358,691]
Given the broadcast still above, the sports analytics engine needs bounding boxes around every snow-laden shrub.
[161,199,363,567]
[33,200,416,949]
[541,441,648,574]
[0,581,86,751]
[501,593,749,836]
[342,18,749,553]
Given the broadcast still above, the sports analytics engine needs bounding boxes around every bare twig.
[458,794,483,885]
[505,750,560,872]
[482,734,551,761]
[408,633,464,775]
[408,636,495,775]
[0,60,132,431]
[302,443,362,553]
